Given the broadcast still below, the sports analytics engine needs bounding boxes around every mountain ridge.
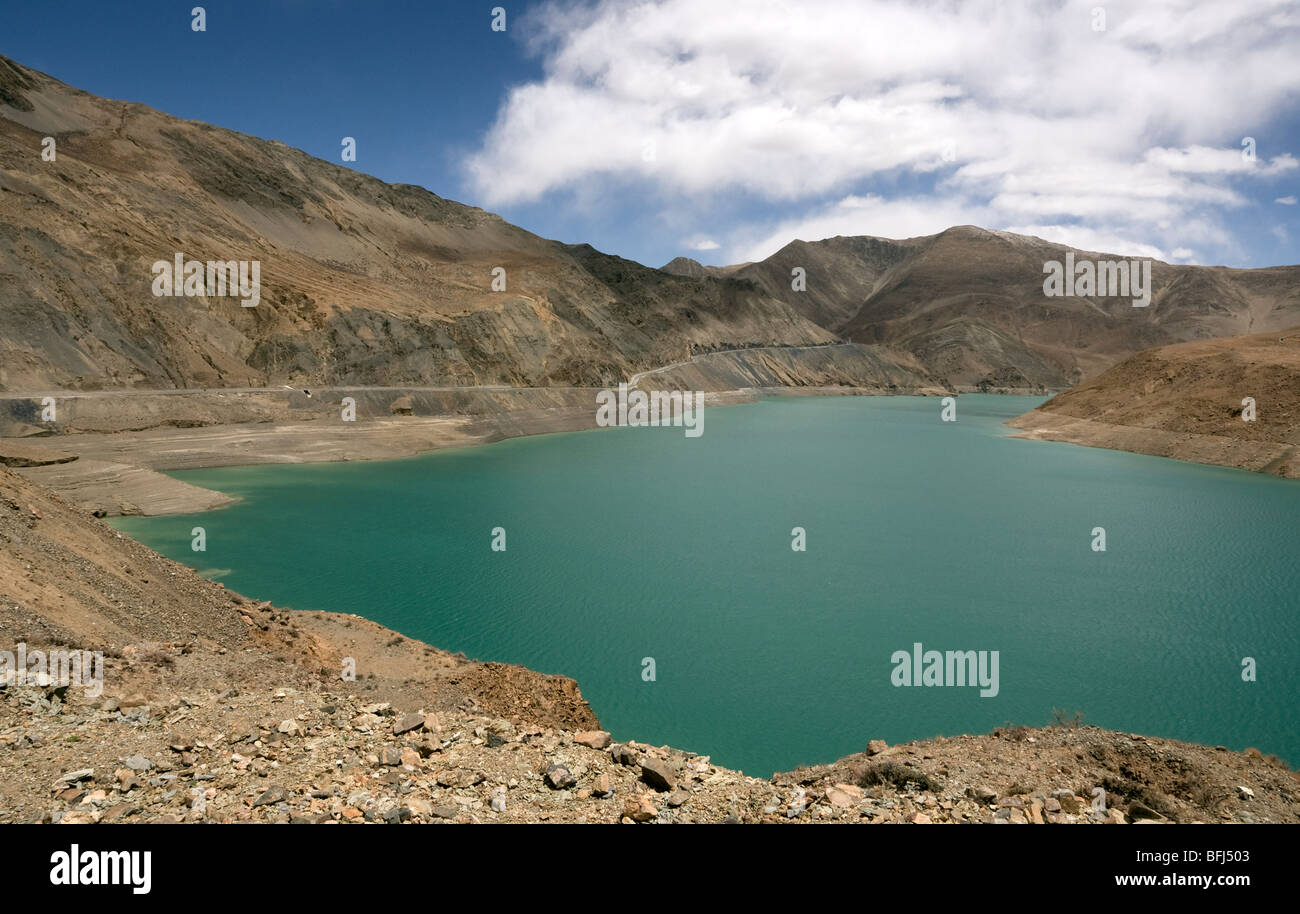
[667,226,1300,389]
[7,53,1300,398]
[0,55,845,392]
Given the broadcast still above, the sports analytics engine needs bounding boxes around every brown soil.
[1008,329,1300,477]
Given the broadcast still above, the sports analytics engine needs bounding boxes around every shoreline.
[2,383,1032,517]
[1006,408,1300,480]
[16,384,1291,519]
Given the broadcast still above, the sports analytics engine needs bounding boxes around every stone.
[826,787,856,809]
[967,785,997,804]
[457,769,485,788]
[57,769,94,784]
[1128,802,1163,821]
[380,747,403,766]
[490,786,507,812]
[666,789,690,808]
[640,757,677,792]
[1053,791,1082,814]
[592,773,613,798]
[574,730,612,750]
[393,712,424,735]
[1237,785,1254,799]
[252,786,287,807]
[866,739,888,756]
[400,747,421,769]
[123,755,153,772]
[544,764,576,790]
[610,744,639,766]
[785,787,809,818]
[623,794,658,822]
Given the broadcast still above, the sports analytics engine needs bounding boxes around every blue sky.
[4,0,1300,269]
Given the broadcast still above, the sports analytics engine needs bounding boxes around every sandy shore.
[2,409,590,517]
[1,382,1030,517]
[0,386,786,515]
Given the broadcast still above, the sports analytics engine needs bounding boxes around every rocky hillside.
[0,56,842,392]
[1008,329,1300,477]
[2,464,1298,824]
[8,51,1299,400]
[674,228,1300,389]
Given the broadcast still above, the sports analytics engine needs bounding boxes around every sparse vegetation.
[1051,707,1086,729]
[854,761,941,793]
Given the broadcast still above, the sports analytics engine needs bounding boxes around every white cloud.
[683,238,720,251]
[1000,225,1169,261]
[467,0,1300,261]
[1278,195,1298,205]
[1144,146,1297,176]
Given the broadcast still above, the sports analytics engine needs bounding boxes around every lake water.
[113,395,1300,776]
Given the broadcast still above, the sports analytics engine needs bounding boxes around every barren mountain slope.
[716,226,1300,388]
[0,56,839,392]
[1008,330,1300,477]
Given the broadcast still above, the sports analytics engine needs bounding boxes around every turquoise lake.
[112,395,1300,777]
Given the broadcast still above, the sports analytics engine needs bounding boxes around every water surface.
[114,395,1300,776]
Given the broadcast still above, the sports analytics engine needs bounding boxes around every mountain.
[0,56,840,392]
[1008,329,1300,477]
[701,227,1300,388]
[7,52,1300,399]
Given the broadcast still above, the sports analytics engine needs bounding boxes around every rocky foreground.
[4,648,1298,824]
[1,463,1298,825]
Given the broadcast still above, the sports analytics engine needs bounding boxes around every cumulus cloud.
[1278,195,1298,205]
[1000,225,1169,261]
[1145,146,1297,176]
[466,0,1300,260]
[683,238,720,251]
